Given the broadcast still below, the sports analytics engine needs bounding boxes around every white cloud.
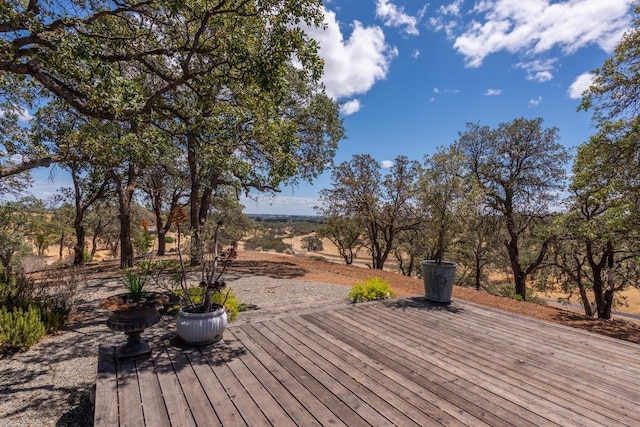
[568,72,595,99]
[433,87,459,95]
[484,89,502,96]
[428,1,462,40]
[440,0,464,16]
[529,96,543,106]
[305,8,398,99]
[412,49,420,59]
[453,0,634,67]
[517,59,557,82]
[340,99,362,115]
[381,160,394,168]
[375,0,424,36]
[530,71,553,82]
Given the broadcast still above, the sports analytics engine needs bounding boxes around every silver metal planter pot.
[421,260,457,303]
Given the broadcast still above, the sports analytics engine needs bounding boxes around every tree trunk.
[505,238,527,300]
[586,240,613,320]
[474,255,482,290]
[73,223,86,266]
[119,208,134,267]
[59,234,64,260]
[91,231,99,261]
[115,162,137,268]
[157,230,167,255]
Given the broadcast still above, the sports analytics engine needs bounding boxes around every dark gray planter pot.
[421,260,457,303]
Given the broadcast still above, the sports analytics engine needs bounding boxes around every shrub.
[0,306,46,351]
[37,296,72,333]
[348,277,395,303]
[164,235,175,244]
[0,267,80,353]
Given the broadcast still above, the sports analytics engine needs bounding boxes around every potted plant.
[418,146,466,303]
[175,220,237,345]
[99,266,168,360]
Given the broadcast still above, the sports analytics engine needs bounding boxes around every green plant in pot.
[175,220,238,346]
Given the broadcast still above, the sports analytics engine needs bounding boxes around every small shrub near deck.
[0,268,80,353]
[0,306,46,351]
[348,277,395,303]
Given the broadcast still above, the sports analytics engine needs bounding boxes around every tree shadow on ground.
[56,389,94,427]
[551,311,640,344]
[225,259,309,280]
[381,297,465,314]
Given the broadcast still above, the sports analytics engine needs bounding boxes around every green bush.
[348,277,395,303]
[0,306,46,351]
[37,297,72,333]
[164,235,175,244]
[0,268,78,353]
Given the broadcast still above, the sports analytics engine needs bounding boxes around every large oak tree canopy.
[0,0,325,119]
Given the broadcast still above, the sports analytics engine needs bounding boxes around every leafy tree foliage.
[550,125,640,319]
[318,155,420,269]
[0,198,39,275]
[301,235,323,252]
[455,117,569,300]
[580,5,640,125]
[566,6,640,318]
[317,216,362,265]
[417,145,469,263]
[1,1,343,268]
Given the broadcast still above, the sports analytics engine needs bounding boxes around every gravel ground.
[0,274,351,427]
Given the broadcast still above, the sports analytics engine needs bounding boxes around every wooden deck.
[94,297,640,426]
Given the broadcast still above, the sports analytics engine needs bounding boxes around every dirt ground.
[238,250,640,345]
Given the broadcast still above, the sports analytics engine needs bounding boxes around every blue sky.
[25,0,635,215]
[242,0,635,215]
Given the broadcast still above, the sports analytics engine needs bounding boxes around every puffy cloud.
[428,1,463,39]
[375,0,426,36]
[517,59,557,82]
[452,0,633,67]
[568,72,595,99]
[529,96,543,106]
[412,49,420,59]
[381,160,394,168]
[305,8,398,99]
[484,88,502,96]
[440,0,464,16]
[340,99,362,115]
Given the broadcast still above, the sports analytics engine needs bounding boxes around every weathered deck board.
[362,304,637,426]
[94,297,640,426]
